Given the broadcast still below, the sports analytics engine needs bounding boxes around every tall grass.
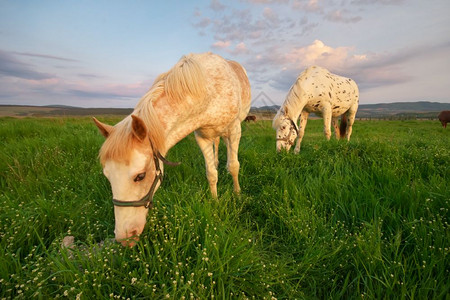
[0,117,448,299]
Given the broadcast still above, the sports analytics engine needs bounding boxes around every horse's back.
[186,52,248,109]
[438,110,450,121]
[298,66,359,116]
[189,53,251,137]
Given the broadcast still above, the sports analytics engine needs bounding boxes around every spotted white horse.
[273,66,359,152]
[93,53,251,246]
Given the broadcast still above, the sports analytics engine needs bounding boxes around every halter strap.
[112,152,179,209]
[112,154,162,209]
[276,118,298,146]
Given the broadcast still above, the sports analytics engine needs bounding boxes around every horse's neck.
[282,81,309,122]
[152,97,201,152]
[282,100,303,123]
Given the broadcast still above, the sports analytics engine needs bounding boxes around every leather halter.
[112,152,180,209]
[276,118,299,146]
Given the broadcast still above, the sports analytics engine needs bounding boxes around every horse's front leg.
[322,105,332,140]
[195,132,218,198]
[294,111,309,153]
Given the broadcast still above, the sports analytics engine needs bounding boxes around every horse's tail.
[339,114,347,139]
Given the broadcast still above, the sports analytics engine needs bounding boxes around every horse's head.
[273,108,298,152]
[93,115,164,247]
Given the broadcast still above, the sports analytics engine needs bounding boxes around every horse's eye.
[134,172,146,182]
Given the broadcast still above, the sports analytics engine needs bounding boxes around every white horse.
[273,66,359,152]
[93,53,251,246]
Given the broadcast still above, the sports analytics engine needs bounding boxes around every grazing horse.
[245,115,256,122]
[438,111,450,128]
[93,53,251,246]
[273,66,359,152]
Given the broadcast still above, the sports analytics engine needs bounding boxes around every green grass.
[0,117,449,299]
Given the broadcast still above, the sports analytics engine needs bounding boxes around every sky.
[0,0,449,108]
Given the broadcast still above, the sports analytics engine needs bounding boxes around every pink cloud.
[282,40,358,70]
[212,40,231,49]
[292,0,323,13]
[263,7,279,23]
[210,0,225,11]
[264,39,418,91]
[234,42,248,54]
[325,10,362,23]
[244,0,289,3]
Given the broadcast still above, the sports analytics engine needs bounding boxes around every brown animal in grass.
[245,115,256,122]
[438,110,450,128]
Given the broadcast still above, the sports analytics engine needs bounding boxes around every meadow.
[0,117,448,299]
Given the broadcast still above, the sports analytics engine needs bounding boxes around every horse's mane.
[99,54,206,164]
[284,69,310,117]
[164,54,206,103]
[273,72,305,129]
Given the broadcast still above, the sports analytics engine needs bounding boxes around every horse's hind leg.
[294,111,309,153]
[213,137,220,168]
[223,122,242,194]
[331,117,340,139]
[195,132,218,198]
[345,109,357,141]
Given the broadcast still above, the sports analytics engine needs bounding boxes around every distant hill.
[250,101,450,119]
[1,101,449,118]
[356,101,450,118]
[0,105,133,117]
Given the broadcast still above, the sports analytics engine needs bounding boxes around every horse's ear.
[131,115,148,142]
[93,117,113,138]
[283,106,289,115]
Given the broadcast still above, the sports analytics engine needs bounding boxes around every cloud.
[244,0,289,3]
[263,7,279,23]
[291,0,365,23]
[351,0,405,5]
[194,17,212,28]
[13,52,79,62]
[292,0,323,13]
[195,4,289,44]
[243,39,358,77]
[211,40,249,55]
[210,0,226,11]
[67,89,130,100]
[212,40,231,49]
[282,40,355,69]
[0,50,54,80]
[265,40,421,91]
[192,1,436,99]
[290,0,404,24]
[0,48,154,107]
[234,42,249,54]
[65,79,153,101]
[194,0,368,57]
[77,73,104,79]
[325,10,362,23]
